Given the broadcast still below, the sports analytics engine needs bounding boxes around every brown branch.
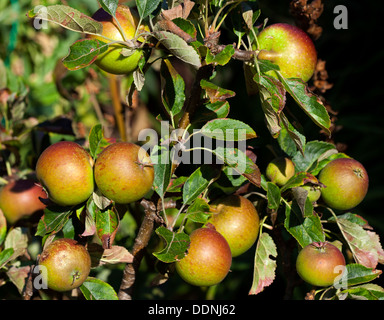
[118,199,160,300]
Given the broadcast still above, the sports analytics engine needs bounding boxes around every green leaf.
[88,124,112,159]
[249,232,277,295]
[342,263,382,287]
[96,207,119,249]
[280,171,319,193]
[0,248,14,269]
[80,277,119,300]
[192,101,230,123]
[27,5,103,35]
[292,140,337,173]
[266,182,281,211]
[153,31,201,68]
[160,59,186,119]
[201,118,257,141]
[284,199,325,248]
[62,39,109,71]
[278,112,306,156]
[279,76,331,135]
[151,145,172,199]
[98,0,118,16]
[136,0,161,19]
[153,226,190,263]
[182,165,220,205]
[35,206,73,237]
[200,79,235,103]
[206,45,235,66]
[186,198,211,224]
[254,74,285,138]
[212,147,261,187]
[340,283,384,300]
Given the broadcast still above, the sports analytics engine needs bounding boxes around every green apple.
[319,158,369,211]
[38,238,91,292]
[266,157,295,186]
[94,142,154,204]
[175,226,232,287]
[88,4,149,75]
[0,179,47,224]
[35,141,94,207]
[208,195,260,257]
[257,23,317,82]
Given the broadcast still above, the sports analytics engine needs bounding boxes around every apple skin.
[318,158,369,211]
[88,5,149,75]
[208,195,260,257]
[257,23,317,82]
[296,242,346,287]
[301,184,322,203]
[266,157,295,186]
[35,141,94,207]
[38,238,91,292]
[0,179,47,224]
[175,226,232,287]
[94,142,154,204]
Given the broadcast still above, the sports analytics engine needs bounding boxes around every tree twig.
[117,199,160,300]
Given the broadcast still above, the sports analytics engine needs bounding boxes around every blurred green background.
[1,0,383,300]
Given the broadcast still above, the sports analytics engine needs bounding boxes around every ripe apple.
[265,157,295,186]
[88,4,149,75]
[207,195,260,257]
[257,23,317,82]
[318,158,369,211]
[38,238,91,292]
[175,226,232,287]
[0,179,47,225]
[94,142,154,204]
[35,141,94,207]
[296,241,346,287]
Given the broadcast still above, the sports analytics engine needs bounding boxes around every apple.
[38,238,91,292]
[176,225,232,287]
[265,157,295,186]
[208,195,260,257]
[0,179,47,225]
[88,4,150,75]
[175,226,232,287]
[296,241,346,287]
[301,184,322,203]
[35,141,94,207]
[94,142,154,204]
[318,158,369,211]
[257,23,317,82]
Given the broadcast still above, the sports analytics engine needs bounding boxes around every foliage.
[0,0,383,300]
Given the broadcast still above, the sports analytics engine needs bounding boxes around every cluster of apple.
[175,195,260,287]
[0,140,154,292]
[265,156,369,287]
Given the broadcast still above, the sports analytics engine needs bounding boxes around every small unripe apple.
[266,157,295,186]
[38,238,91,292]
[257,23,317,82]
[318,158,369,211]
[88,4,149,75]
[300,184,322,203]
[94,142,154,204]
[296,241,346,287]
[208,195,260,257]
[175,226,232,287]
[0,179,47,224]
[35,141,94,207]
